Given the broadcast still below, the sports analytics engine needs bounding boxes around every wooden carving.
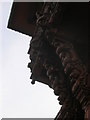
[28,2,89,120]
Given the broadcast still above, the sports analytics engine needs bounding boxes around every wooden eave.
[7,2,43,36]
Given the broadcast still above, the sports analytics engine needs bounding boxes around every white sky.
[0,1,61,119]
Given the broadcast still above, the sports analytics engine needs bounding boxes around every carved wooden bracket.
[28,2,89,120]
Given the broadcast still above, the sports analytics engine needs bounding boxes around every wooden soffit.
[7,2,43,36]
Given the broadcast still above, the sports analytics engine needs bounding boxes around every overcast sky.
[0,1,61,119]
